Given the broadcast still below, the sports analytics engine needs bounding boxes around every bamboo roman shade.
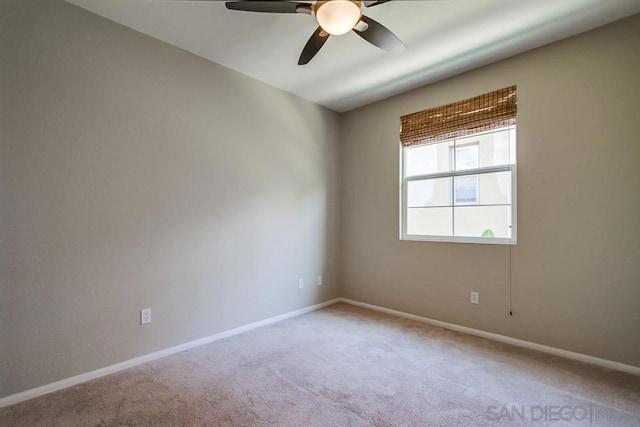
[400,86,517,148]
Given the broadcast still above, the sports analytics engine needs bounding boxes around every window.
[400,86,517,244]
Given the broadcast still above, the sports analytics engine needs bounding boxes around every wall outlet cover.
[141,308,151,324]
[470,292,479,305]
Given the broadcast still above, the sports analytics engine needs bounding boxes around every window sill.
[400,234,517,245]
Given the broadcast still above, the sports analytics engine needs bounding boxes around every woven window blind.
[400,86,517,148]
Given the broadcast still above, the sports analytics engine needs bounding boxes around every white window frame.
[399,127,517,245]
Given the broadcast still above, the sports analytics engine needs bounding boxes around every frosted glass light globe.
[316,1,362,36]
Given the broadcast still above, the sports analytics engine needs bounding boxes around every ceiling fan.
[225,0,405,65]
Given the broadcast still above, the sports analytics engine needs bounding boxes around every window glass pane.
[407,177,452,207]
[407,207,453,236]
[453,205,512,238]
[405,141,454,177]
[454,144,478,170]
[476,171,511,205]
[453,175,478,205]
[509,127,516,164]
[456,128,515,168]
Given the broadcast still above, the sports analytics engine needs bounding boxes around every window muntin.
[401,126,516,244]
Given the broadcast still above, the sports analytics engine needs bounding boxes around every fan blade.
[363,0,392,7]
[353,15,404,53]
[225,1,312,14]
[298,26,330,65]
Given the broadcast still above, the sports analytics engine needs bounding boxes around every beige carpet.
[1,303,639,426]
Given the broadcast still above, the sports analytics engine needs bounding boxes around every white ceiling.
[66,0,640,112]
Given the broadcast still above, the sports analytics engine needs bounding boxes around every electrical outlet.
[140,308,151,324]
[470,292,479,305]
[298,279,304,289]
[316,275,322,286]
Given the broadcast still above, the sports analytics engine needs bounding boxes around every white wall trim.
[3,296,638,409]
[0,298,340,409]
[338,298,640,376]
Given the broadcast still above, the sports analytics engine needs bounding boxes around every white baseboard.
[337,298,640,376]
[3,296,637,409]
[0,298,340,409]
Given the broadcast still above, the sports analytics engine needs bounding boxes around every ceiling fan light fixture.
[315,0,362,36]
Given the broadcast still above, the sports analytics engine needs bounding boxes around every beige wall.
[341,13,640,367]
[0,3,6,392]
[0,0,341,397]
